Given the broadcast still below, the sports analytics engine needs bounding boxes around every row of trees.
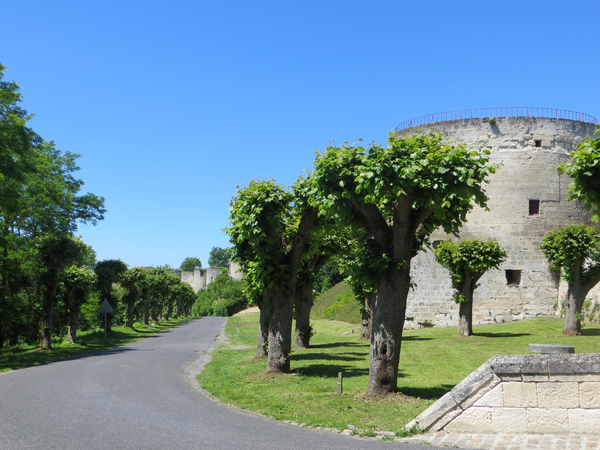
[227,125,600,396]
[0,65,201,350]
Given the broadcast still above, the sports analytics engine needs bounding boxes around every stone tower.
[395,109,599,328]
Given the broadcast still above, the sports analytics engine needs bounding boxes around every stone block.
[449,362,501,409]
[579,382,600,409]
[489,355,523,381]
[409,392,460,431]
[568,409,600,434]
[474,384,503,407]
[536,382,579,409]
[547,354,600,376]
[529,343,574,354]
[491,407,528,433]
[526,408,569,434]
[444,407,493,433]
[521,354,549,381]
[503,382,538,407]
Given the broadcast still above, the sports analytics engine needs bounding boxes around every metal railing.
[395,107,598,131]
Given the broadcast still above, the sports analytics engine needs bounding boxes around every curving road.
[0,317,445,449]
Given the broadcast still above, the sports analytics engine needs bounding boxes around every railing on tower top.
[395,107,598,132]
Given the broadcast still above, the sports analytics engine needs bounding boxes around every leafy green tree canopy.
[179,257,202,271]
[559,126,600,222]
[540,224,600,336]
[434,239,507,304]
[208,247,233,268]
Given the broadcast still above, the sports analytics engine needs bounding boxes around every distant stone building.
[395,108,600,329]
[175,267,224,293]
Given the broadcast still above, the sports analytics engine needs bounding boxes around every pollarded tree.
[540,224,600,336]
[559,126,600,222]
[119,267,146,328]
[62,265,97,343]
[434,239,507,336]
[227,177,318,372]
[313,132,494,396]
[94,259,127,331]
[37,234,89,349]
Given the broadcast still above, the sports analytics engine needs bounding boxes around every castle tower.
[395,108,599,328]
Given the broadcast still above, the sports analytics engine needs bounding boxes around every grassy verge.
[0,316,193,373]
[199,313,600,434]
[311,281,361,324]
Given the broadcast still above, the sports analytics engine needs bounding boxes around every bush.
[191,274,248,317]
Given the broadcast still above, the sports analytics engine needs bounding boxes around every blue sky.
[2,0,599,268]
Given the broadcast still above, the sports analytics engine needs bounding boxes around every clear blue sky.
[2,0,599,268]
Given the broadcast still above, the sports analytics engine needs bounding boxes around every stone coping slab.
[406,353,600,432]
[529,343,575,354]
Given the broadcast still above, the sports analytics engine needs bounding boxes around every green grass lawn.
[199,313,600,434]
[0,316,193,373]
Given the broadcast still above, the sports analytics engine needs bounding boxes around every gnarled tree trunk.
[368,269,409,396]
[360,291,376,340]
[41,302,54,350]
[255,293,271,359]
[142,301,150,325]
[126,303,136,329]
[266,289,294,373]
[294,283,313,348]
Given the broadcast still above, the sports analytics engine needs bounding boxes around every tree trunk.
[67,305,80,343]
[126,303,135,329]
[142,301,150,325]
[294,282,313,348]
[165,302,172,321]
[457,272,477,337]
[150,301,158,322]
[255,294,271,359]
[367,269,408,396]
[41,302,54,350]
[175,297,181,317]
[360,292,376,340]
[563,284,588,336]
[266,290,294,373]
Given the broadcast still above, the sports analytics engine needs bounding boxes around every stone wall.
[406,353,600,435]
[397,117,600,329]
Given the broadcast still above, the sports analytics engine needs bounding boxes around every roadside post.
[98,299,114,340]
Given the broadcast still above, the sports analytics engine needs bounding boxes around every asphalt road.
[0,317,445,450]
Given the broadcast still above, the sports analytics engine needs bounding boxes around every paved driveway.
[0,317,445,449]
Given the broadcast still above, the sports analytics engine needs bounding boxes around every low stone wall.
[406,354,600,435]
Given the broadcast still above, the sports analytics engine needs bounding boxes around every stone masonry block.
[537,382,579,409]
[474,384,503,407]
[449,362,501,409]
[409,391,461,431]
[568,409,600,434]
[521,354,549,382]
[444,407,493,433]
[579,382,600,409]
[527,408,569,434]
[488,355,523,381]
[549,373,600,382]
[503,382,538,407]
[491,407,528,433]
[547,354,600,376]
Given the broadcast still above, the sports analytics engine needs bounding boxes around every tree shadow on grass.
[580,328,600,336]
[292,351,365,363]
[401,335,433,341]
[399,384,455,400]
[308,341,366,349]
[293,363,369,378]
[475,332,531,338]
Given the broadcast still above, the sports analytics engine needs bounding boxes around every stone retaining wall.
[406,354,600,435]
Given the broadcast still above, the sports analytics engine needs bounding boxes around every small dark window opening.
[506,270,521,286]
[535,140,542,147]
[529,199,540,216]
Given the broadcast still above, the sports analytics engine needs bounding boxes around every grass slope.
[199,314,600,433]
[0,317,193,373]
[311,281,361,324]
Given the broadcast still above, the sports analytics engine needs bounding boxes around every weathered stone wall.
[407,353,600,435]
[397,117,600,329]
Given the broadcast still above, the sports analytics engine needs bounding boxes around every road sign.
[98,299,113,314]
